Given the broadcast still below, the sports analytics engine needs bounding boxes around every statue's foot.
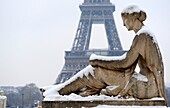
[100,86,120,96]
[79,91,89,97]
[100,89,107,95]
[79,88,100,97]
[100,89,118,96]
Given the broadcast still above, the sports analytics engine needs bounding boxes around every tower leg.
[72,19,92,51]
[105,18,122,51]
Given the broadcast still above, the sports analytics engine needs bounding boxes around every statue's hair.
[121,5,147,22]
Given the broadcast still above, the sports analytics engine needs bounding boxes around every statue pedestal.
[42,100,166,108]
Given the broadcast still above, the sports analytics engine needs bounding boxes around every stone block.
[42,100,166,108]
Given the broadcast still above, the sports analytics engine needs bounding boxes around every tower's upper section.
[83,0,111,4]
[71,0,122,51]
[80,0,115,13]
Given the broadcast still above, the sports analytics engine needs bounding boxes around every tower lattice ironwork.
[55,0,126,84]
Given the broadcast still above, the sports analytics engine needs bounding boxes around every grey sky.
[0,0,170,87]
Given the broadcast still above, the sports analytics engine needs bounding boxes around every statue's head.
[121,5,147,33]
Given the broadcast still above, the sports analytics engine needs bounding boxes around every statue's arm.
[90,36,143,70]
[90,48,139,70]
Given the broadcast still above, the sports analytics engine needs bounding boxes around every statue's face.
[122,15,136,31]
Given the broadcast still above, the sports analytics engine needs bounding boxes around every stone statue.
[90,5,166,99]
[0,90,7,108]
[43,5,166,101]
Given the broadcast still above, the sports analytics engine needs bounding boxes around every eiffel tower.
[55,0,126,84]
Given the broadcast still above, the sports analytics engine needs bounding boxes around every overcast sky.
[0,0,170,87]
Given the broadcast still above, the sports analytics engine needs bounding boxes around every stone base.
[42,100,166,108]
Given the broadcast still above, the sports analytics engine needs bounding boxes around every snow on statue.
[42,5,167,103]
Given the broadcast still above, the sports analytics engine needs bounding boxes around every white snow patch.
[137,26,157,44]
[44,92,164,102]
[44,93,136,101]
[132,73,148,82]
[41,85,54,91]
[149,97,164,100]
[106,85,119,91]
[122,4,143,14]
[76,65,95,78]
[135,64,140,73]
[43,65,94,98]
[90,53,127,61]
[0,96,6,100]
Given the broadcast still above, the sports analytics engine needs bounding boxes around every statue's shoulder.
[137,26,153,36]
[136,26,157,43]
